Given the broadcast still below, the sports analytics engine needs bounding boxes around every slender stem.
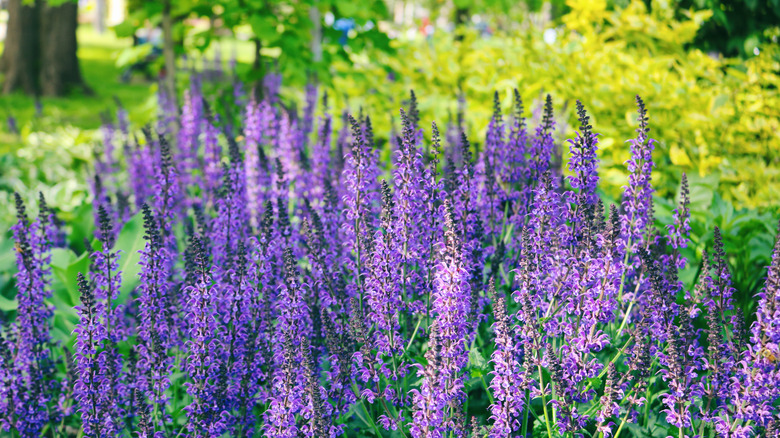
[616,273,644,338]
[350,379,384,437]
[612,409,632,438]
[404,315,424,355]
[521,390,530,438]
[537,363,554,438]
[481,375,495,405]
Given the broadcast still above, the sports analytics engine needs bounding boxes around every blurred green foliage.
[114,0,393,86]
[655,174,779,322]
[328,0,780,209]
[679,0,780,57]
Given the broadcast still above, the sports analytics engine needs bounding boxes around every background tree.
[0,0,90,96]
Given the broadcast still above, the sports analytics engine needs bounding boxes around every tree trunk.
[161,0,177,107]
[1,0,89,96]
[1,0,41,95]
[39,1,91,96]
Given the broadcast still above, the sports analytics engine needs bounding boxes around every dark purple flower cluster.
[2,81,779,438]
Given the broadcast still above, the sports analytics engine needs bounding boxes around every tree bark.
[1,0,41,95]
[1,0,90,96]
[39,1,91,96]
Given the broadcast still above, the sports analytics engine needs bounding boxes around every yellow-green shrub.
[329,0,780,208]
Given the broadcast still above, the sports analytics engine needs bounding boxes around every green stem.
[404,315,424,356]
[481,375,495,405]
[612,409,632,438]
[537,364,554,438]
[521,390,530,438]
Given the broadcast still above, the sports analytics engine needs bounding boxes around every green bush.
[329,0,780,208]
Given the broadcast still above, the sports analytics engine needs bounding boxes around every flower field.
[1,75,779,438]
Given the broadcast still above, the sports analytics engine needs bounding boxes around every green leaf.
[116,44,154,69]
[0,237,16,274]
[112,19,138,38]
[469,344,488,370]
[0,295,17,312]
[586,377,603,389]
[51,249,89,308]
[115,213,146,302]
[335,0,358,16]
[249,14,279,43]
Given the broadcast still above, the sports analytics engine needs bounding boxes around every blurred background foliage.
[333,0,780,209]
[1,0,778,305]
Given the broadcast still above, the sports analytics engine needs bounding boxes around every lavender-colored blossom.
[342,114,380,302]
[134,204,173,431]
[264,249,311,437]
[74,273,107,437]
[409,322,447,438]
[152,135,180,253]
[178,85,204,185]
[9,194,56,436]
[477,92,507,235]
[89,206,126,435]
[621,95,655,257]
[263,72,282,103]
[487,279,524,437]
[203,110,224,203]
[365,181,404,358]
[393,109,428,309]
[183,235,225,436]
[417,202,471,435]
[243,97,264,228]
[567,100,600,208]
[5,86,780,438]
[528,95,556,185]
[310,92,333,204]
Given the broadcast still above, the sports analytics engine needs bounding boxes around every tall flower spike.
[487,278,524,437]
[183,234,224,437]
[505,88,529,224]
[135,203,173,430]
[365,179,404,357]
[301,336,331,437]
[621,95,655,259]
[567,100,600,208]
[430,198,471,431]
[745,220,780,425]
[409,322,446,437]
[394,108,427,309]
[343,114,378,304]
[92,205,122,342]
[710,227,735,316]
[73,272,105,437]
[479,91,506,235]
[90,205,125,434]
[153,133,180,254]
[10,193,56,436]
[528,94,557,185]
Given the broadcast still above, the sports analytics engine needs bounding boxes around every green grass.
[0,26,156,154]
